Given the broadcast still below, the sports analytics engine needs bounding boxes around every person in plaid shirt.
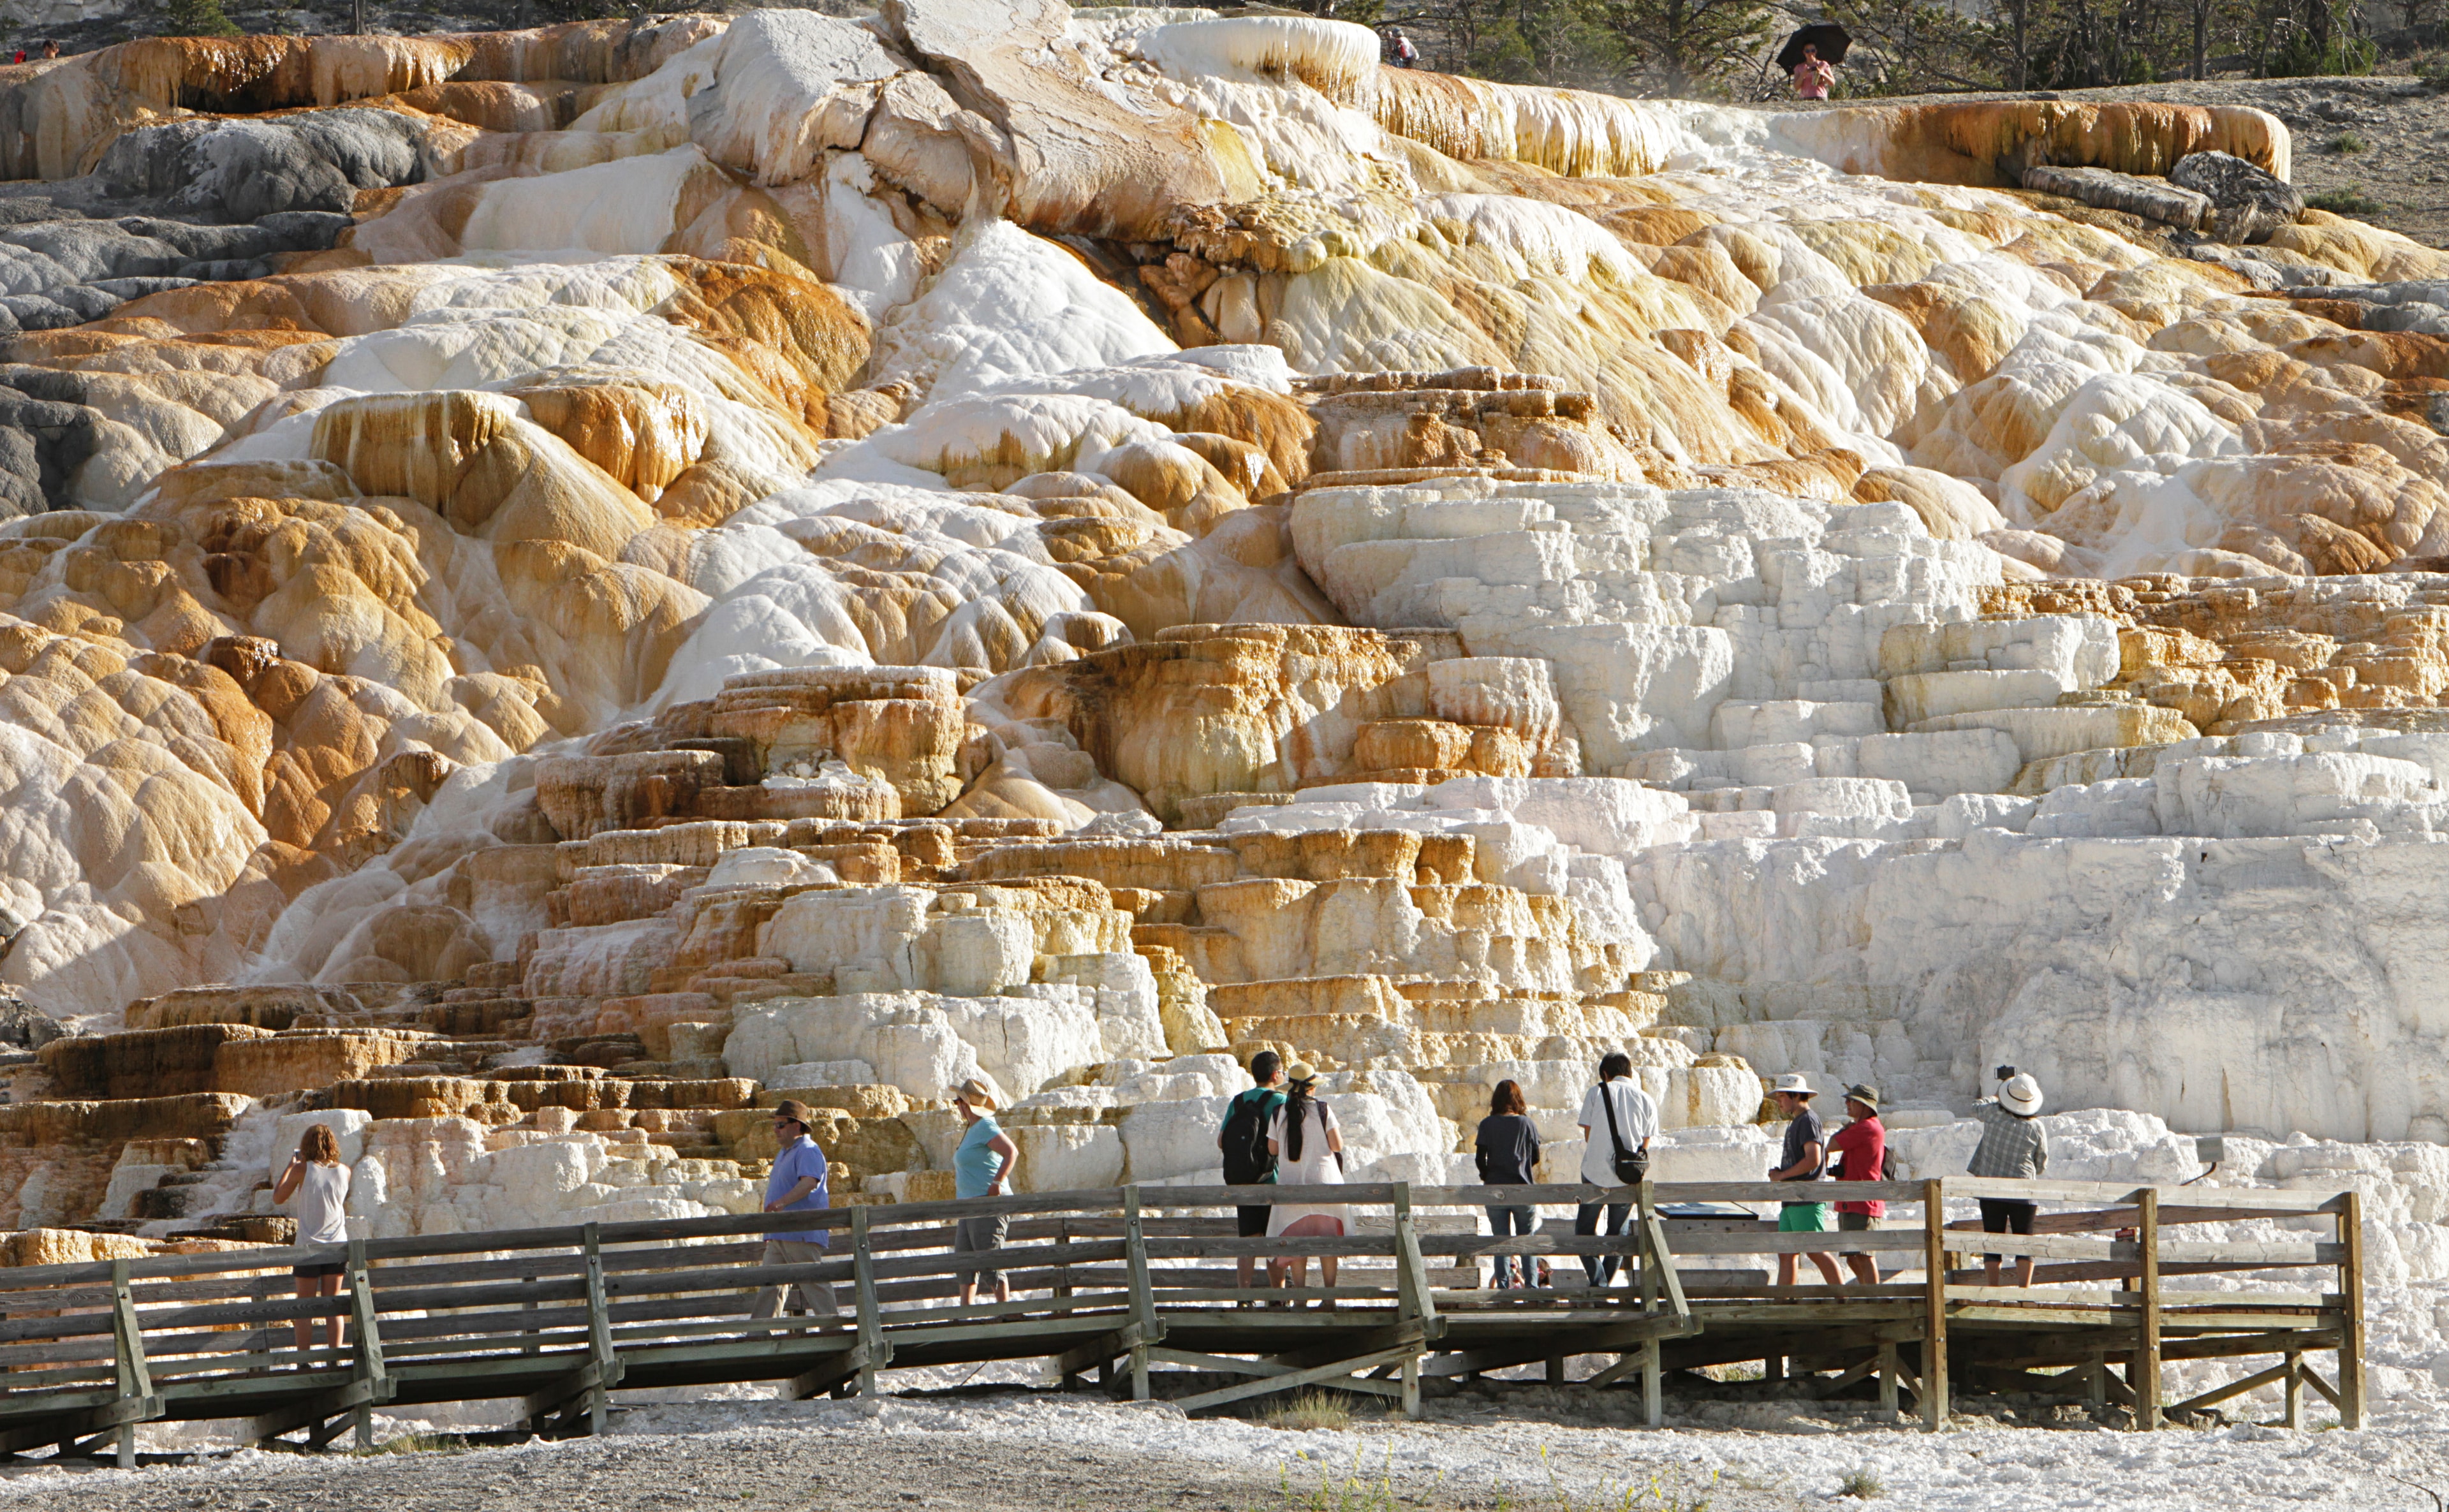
[1969,1072,2049,1287]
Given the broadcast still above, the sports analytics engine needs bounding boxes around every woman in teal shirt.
[951,1076,1019,1306]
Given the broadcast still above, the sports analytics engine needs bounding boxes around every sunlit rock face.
[11,2,2449,1261]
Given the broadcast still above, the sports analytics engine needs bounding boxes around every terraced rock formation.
[1,13,2448,1420]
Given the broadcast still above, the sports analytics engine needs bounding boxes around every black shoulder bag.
[1599,1080,1649,1185]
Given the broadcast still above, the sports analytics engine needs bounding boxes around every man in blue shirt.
[751,1100,837,1323]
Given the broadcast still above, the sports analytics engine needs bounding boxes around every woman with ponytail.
[1262,1062,1347,1305]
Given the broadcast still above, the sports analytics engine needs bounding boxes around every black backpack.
[1220,1089,1277,1185]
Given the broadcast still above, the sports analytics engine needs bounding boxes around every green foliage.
[2306,182,2385,213]
[156,0,241,38]
[1838,1470,1886,1500]
[2332,129,2371,150]
[1577,0,1774,95]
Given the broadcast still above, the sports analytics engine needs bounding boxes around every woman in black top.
[1475,1080,1542,1288]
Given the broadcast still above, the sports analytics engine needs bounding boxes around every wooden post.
[1055,1215,1080,1390]
[1765,1354,1784,1382]
[1123,1187,1153,1402]
[2339,1189,2366,1430]
[852,1207,883,1399]
[108,1259,151,1470]
[1545,1354,1564,1384]
[2136,1188,2162,1432]
[1922,1178,1947,1431]
[1877,1341,1899,1422]
[1392,1182,1435,1421]
[2086,1351,2107,1413]
[1641,1337,1663,1427]
[1637,1177,1658,1314]
[347,1238,386,1451]
[582,1224,615,1436]
[2284,1351,2304,1430]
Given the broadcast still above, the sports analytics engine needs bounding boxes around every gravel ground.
[3,1383,2447,1512]
[0,1396,1806,1512]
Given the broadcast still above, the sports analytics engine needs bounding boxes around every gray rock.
[2170,150,2306,245]
[2022,164,2212,230]
[93,109,426,224]
[0,994,66,1051]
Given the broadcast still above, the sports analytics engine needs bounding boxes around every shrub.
[1839,1469,1886,1499]
[2307,184,2386,215]
[1265,1390,1354,1432]
[2332,131,2370,153]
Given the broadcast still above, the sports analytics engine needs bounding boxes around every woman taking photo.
[272,1124,351,1358]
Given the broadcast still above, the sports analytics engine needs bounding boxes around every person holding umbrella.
[1791,45,1834,98]
[1777,24,1848,99]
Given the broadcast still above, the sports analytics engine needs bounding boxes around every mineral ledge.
[0,0,2443,1419]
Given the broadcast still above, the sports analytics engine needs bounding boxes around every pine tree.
[159,0,244,37]
[1577,0,1772,95]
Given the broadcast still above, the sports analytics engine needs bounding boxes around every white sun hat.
[2000,1073,2044,1116]
[1771,1073,1814,1096]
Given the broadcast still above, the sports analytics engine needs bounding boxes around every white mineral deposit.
[0,1,2445,1502]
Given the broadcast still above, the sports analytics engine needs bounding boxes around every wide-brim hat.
[1284,1061,1318,1084]
[2000,1073,2043,1116]
[1844,1083,1880,1110]
[770,1099,813,1126]
[1771,1073,1814,1096]
[950,1077,999,1111]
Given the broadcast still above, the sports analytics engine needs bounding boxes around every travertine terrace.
[0,0,2446,1416]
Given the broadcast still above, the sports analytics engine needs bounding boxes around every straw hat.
[1284,1061,1318,1085]
[950,1076,999,1111]
[1999,1073,2043,1117]
[1770,1073,1814,1097]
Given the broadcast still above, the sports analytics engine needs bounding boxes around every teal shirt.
[954,1115,1009,1200]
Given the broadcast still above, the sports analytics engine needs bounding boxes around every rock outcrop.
[0,14,2447,1425]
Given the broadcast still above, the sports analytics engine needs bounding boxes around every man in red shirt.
[1827,1083,1886,1286]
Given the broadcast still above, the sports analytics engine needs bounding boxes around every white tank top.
[293,1162,349,1245]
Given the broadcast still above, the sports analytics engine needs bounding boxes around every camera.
[1995,1065,2017,1081]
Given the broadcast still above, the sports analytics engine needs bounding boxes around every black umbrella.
[1776,23,1851,70]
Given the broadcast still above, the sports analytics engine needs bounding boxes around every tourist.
[1265,1062,1346,1305]
[1768,1074,1844,1286]
[749,1099,836,1324]
[1791,43,1834,99]
[1217,1049,1286,1299]
[951,1076,1018,1307]
[1475,1078,1541,1288]
[1574,1051,1658,1286]
[272,1124,350,1358]
[1388,27,1417,68]
[1969,1069,2050,1288]
[38,39,54,57]
[1826,1083,1886,1286]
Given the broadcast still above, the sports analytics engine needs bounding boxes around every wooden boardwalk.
[0,1177,2363,1464]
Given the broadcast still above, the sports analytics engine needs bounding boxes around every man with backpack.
[1217,1051,1287,1300]
[1574,1052,1658,1286]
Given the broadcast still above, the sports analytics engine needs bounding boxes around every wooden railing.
[0,1178,2361,1464]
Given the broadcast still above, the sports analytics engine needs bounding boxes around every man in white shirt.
[1574,1051,1660,1286]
